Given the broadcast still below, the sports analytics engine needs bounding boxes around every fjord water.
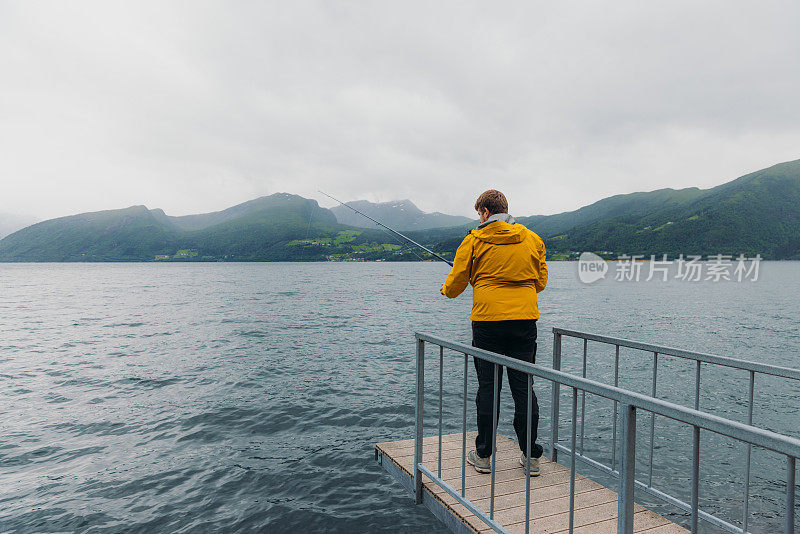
[1,262,799,533]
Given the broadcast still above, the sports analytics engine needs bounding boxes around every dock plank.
[376,432,688,534]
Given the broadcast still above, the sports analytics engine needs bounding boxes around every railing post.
[551,331,562,462]
[694,360,701,410]
[438,345,443,479]
[691,425,700,533]
[490,363,499,519]
[612,344,620,471]
[787,455,796,534]
[649,352,658,488]
[462,353,468,497]
[618,403,636,534]
[580,339,587,455]
[743,370,755,533]
[414,338,425,505]
[569,387,578,533]
[525,373,533,534]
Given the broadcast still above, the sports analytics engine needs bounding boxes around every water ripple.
[0,262,798,533]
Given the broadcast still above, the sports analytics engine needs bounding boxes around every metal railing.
[551,328,800,533]
[413,331,800,534]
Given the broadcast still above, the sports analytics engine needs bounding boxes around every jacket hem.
[469,313,540,321]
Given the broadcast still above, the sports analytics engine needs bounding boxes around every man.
[440,190,548,475]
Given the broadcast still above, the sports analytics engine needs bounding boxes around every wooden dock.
[375,432,689,534]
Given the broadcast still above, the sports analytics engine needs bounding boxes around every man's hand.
[440,283,445,295]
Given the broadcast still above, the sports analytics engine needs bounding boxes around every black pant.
[472,319,543,459]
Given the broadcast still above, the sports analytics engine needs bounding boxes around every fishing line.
[327,195,427,261]
[318,190,453,267]
[380,227,429,262]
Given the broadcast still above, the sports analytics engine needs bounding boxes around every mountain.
[0,213,39,239]
[404,159,800,261]
[162,195,314,231]
[330,199,473,231]
[514,186,706,238]
[0,205,181,261]
[0,193,420,262]
[0,194,331,261]
[541,159,800,259]
[174,193,345,261]
[3,159,799,261]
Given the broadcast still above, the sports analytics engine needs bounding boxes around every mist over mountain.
[2,159,799,261]
[330,199,473,231]
[0,213,38,239]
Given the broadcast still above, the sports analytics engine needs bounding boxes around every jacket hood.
[471,220,527,244]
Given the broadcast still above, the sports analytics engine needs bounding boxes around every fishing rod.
[318,190,453,267]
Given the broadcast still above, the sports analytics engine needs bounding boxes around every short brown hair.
[474,190,508,215]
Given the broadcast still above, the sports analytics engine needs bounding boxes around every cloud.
[1,1,798,220]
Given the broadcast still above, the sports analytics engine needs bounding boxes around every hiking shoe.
[467,450,492,473]
[520,453,541,476]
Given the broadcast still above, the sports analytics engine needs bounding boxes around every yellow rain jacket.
[442,220,547,321]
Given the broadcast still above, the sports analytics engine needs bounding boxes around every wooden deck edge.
[375,446,479,533]
[375,437,689,534]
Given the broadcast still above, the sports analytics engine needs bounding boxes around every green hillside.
[545,159,800,259]
[0,205,179,261]
[406,186,712,258]
[406,159,800,261]
[0,194,428,262]
[515,186,705,238]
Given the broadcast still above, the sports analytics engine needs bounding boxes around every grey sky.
[1,1,799,221]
